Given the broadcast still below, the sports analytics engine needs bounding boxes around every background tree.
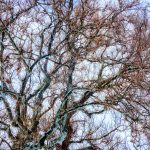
[0,0,150,149]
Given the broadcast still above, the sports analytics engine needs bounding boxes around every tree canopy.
[0,0,150,149]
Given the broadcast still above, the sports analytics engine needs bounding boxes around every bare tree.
[0,0,150,149]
